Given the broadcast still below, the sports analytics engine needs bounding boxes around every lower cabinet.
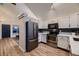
[38,33,47,43]
[57,36,70,50]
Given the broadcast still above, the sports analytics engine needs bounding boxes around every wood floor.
[24,43,69,56]
[0,38,69,56]
[0,38,23,56]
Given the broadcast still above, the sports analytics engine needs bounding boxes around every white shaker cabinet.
[38,32,49,43]
[57,36,69,50]
[76,13,79,28]
[58,16,69,28]
[70,36,79,55]
[58,12,79,28]
[58,17,63,28]
[70,14,77,28]
[38,33,42,42]
[63,16,70,28]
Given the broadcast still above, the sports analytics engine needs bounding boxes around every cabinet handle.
[77,25,79,27]
[69,24,70,27]
[77,25,79,26]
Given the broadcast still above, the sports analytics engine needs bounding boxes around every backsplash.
[39,28,79,36]
[59,28,79,33]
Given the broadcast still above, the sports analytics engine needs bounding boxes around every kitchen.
[38,12,79,56]
[0,3,79,56]
[14,3,79,56]
[36,4,79,55]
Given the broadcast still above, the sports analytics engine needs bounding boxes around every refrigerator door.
[27,21,34,40]
[33,23,38,39]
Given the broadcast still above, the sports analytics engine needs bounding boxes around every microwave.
[48,23,58,29]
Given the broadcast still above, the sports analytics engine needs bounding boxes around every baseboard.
[19,45,26,52]
[71,53,79,56]
[57,47,69,52]
[39,41,47,44]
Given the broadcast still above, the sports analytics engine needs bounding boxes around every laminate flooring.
[0,38,23,56]
[0,38,69,56]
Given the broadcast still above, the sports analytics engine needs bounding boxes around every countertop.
[39,31,49,34]
[58,32,79,38]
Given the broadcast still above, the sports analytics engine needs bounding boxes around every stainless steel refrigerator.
[26,21,38,52]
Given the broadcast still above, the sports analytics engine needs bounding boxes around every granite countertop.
[57,32,79,39]
[57,32,72,37]
[39,31,49,34]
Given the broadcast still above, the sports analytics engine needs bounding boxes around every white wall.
[18,17,39,52]
[0,5,18,39]
[16,3,38,20]
[18,17,26,52]
[16,4,39,51]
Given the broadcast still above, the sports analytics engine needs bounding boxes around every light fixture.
[48,3,57,19]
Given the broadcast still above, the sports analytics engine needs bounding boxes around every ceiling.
[0,3,19,16]
[26,3,79,20]
[25,3,51,20]
[1,3,79,20]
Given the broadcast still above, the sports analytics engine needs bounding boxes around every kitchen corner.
[38,31,49,43]
[57,32,79,55]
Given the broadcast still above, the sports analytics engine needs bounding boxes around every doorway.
[2,24,10,38]
[12,25,19,44]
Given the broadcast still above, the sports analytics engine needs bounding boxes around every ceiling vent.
[17,13,28,20]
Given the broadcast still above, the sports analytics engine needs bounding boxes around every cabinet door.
[38,33,42,42]
[58,17,64,28]
[58,16,69,28]
[33,23,38,38]
[57,36,69,50]
[41,34,47,43]
[38,33,47,43]
[76,13,79,28]
[70,14,77,28]
[63,16,70,28]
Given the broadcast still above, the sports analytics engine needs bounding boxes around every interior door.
[2,24,10,38]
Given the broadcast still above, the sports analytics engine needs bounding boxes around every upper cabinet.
[58,16,70,28]
[58,12,79,28]
[58,17,63,28]
[76,13,79,28]
[70,13,77,28]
